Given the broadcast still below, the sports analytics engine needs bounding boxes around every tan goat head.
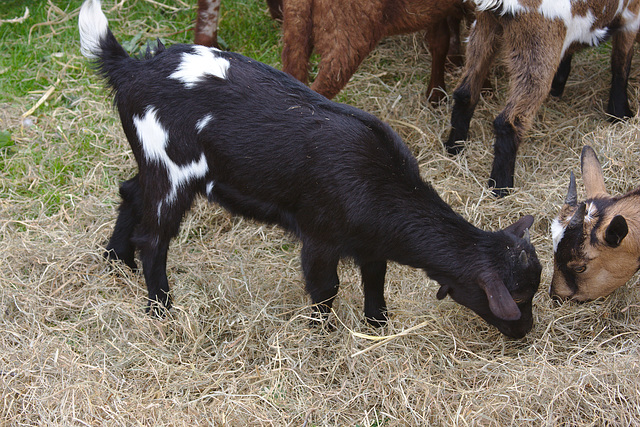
[550,145,640,301]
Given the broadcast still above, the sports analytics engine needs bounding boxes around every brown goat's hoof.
[426,89,447,106]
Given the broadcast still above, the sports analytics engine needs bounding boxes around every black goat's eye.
[574,265,587,273]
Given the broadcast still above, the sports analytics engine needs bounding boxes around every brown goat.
[550,145,640,301]
[445,0,640,197]
[194,0,283,47]
[194,0,221,47]
[280,0,472,102]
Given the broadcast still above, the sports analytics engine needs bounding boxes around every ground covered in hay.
[1,1,639,425]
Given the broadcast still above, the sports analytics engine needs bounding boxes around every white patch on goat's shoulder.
[196,114,213,133]
[133,107,209,219]
[169,45,229,88]
[551,217,567,253]
[134,107,169,162]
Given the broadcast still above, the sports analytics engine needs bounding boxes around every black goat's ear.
[504,215,534,238]
[156,38,166,53]
[478,273,521,321]
[436,284,450,300]
[604,215,628,247]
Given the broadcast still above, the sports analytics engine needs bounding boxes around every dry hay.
[1,3,640,426]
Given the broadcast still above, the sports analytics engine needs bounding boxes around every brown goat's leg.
[607,30,636,120]
[445,13,501,155]
[446,16,464,68]
[194,0,220,48]
[424,19,451,105]
[489,19,565,197]
[311,40,374,99]
[266,0,283,21]
[281,0,314,85]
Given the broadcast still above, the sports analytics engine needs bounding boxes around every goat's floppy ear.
[581,145,608,198]
[478,272,521,321]
[604,215,628,247]
[504,215,534,238]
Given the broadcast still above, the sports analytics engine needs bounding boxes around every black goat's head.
[436,215,542,338]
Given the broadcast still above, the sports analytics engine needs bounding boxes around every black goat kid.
[79,0,541,338]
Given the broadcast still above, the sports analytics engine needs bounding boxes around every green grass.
[0,0,280,218]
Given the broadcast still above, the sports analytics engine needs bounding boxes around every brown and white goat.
[551,145,640,301]
[280,0,473,102]
[445,0,640,197]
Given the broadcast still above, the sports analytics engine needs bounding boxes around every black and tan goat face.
[550,146,640,301]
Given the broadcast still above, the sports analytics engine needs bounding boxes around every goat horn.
[568,202,587,228]
[519,249,528,267]
[523,228,530,245]
[565,171,577,206]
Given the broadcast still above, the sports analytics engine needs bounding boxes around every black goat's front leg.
[360,260,388,327]
[105,175,142,270]
[300,239,340,324]
[607,30,635,120]
[138,236,172,316]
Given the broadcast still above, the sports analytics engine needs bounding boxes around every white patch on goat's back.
[551,218,567,253]
[474,0,526,15]
[196,114,213,133]
[133,107,209,219]
[169,45,229,88]
[537,0,571,21]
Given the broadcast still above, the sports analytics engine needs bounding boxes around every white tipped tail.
[79,0,109,59]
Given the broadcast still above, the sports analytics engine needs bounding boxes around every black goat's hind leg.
[105,176,141,270]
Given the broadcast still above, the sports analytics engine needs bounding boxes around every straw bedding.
[1,2,639,425]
